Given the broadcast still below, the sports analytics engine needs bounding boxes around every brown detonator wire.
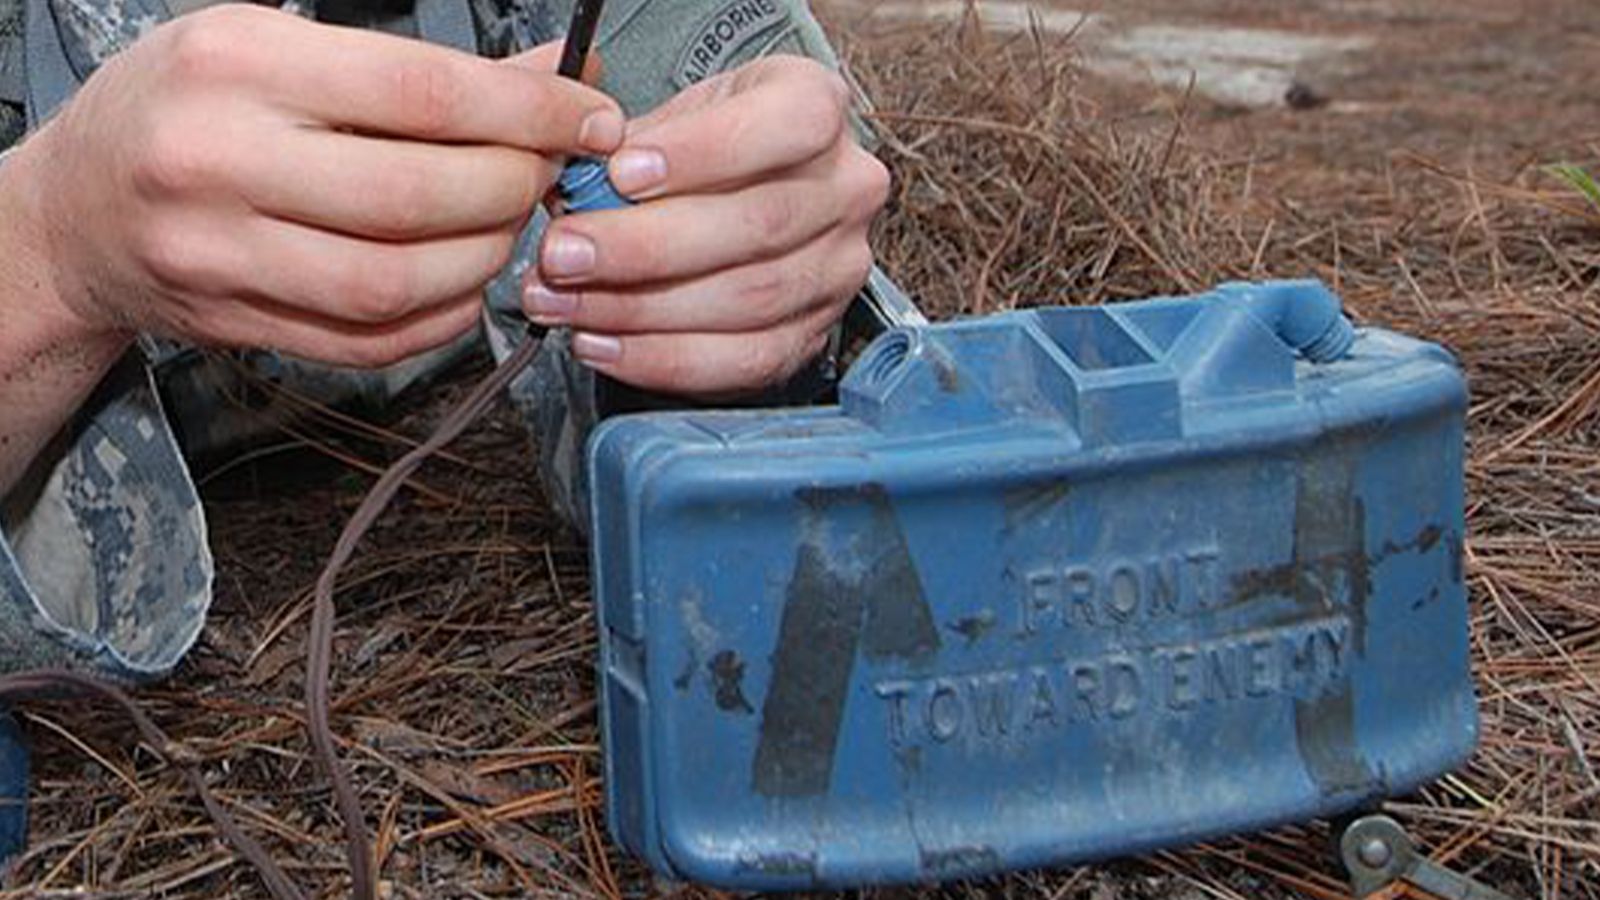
[0,670,308,900]
[306,330,543,899]
[308,1,608,891]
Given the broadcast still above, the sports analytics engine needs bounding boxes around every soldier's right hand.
[7,6,623,367]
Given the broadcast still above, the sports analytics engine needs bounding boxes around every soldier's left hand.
[520,55,889,397]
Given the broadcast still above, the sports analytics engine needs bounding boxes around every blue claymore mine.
[584,280,1475,889]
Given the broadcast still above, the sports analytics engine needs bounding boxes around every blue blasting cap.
[559,157,634,213]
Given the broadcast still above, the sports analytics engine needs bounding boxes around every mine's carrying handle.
[847,267,930,335]
[1340,815,1519,900]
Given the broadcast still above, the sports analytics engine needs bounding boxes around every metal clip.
[1340,814,1519,900]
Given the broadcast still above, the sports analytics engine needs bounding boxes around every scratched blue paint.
[586,280,1477,889]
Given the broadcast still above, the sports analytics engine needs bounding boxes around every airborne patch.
[673,0,790,87]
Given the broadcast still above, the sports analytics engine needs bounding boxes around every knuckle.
[341,255,415,323]
[136,219,209,288]
[516,80,555,132]
[743,190,801,255]
[164,10,252,83]
[134,121,223,196]
[849,152,892,221]
[392,59,465,138]
[818,68,852,107]
[723,345,762,391]
[371,167,439,238]
[524,79,592,139]
[741,267,793,323]
[765,54,834,89]
[475,229,520,284]
[633,240,665,275]
[736,53,791,86]
[365,271,415,322]
[790,71,849,151]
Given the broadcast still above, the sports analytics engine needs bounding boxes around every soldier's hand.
[521,55,889,397]
[12,6,623,367]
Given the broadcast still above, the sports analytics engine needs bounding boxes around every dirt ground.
[6,0,1600,898]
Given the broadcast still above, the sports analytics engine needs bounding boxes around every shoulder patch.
[672,0,791,88]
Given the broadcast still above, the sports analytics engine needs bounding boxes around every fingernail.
[523,281,578,323]
[609,148,668,197]
[542,232,595,279]
[572,332,623,365]
[579,108,625,153]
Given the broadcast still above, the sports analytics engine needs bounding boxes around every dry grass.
[6,12,1600,900]
[851,16,1237,315]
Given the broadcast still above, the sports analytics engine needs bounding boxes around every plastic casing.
[586,281,1477,889]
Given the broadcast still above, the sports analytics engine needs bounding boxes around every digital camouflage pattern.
[1,356,209,680]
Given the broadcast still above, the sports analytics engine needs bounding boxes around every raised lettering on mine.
[1017,546,1221,635]
[926,680,962,742]
[875,617,1350,747]
[874,681,912,743]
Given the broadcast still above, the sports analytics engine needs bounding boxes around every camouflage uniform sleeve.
[0,326,212,679]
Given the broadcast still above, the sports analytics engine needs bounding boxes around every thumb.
[500,39,605,84]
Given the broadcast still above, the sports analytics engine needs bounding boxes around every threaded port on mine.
[1298,314,1358,363]
[859,331,912,388]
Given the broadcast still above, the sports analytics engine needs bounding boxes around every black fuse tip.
[557,0,607,80]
